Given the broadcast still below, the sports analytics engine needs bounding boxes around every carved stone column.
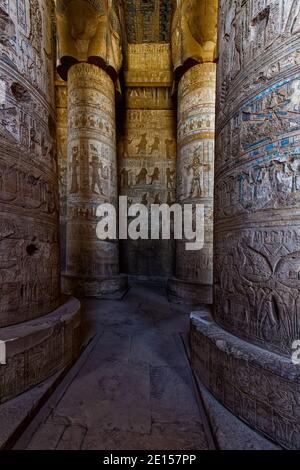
[168,0,217,304]
[56,0,126,296]
[190,0,300,449]
[55,74,68,271]
[64,62,122,295]
[0,0,81,404]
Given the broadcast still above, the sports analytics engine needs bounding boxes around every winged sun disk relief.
[237,243,300,289]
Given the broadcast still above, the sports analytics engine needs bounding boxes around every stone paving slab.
[18,285,210,450]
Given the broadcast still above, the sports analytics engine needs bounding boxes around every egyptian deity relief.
[215,0,300,355]
[56,0,123,79]
[172,0,218,74]
[0,0,60,326]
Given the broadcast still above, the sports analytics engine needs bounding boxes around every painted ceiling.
[123,0,175,43]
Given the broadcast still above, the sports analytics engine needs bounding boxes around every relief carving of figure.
[149,167,160,185]
[136,134,147,154]
[166,168,175,189]
[136,167,148,186]
[70,147,79,193]
[149,137,160,155]
[90,155,103,194]
[0,7,15,46]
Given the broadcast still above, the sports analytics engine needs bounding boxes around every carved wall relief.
[118,108,177,277]
[0,0,60,327]
[215,0,300,356]
[118,44,176,278]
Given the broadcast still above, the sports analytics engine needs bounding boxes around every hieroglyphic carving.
[215,0,300,356]
[123,0,175,43]
[118,43,176,277]
[175,63,215,293]
[191,310,300,450]
[0,0,60,327]
[55,73,68,270]
[118,108,176,277]
[124,43,173,87]
[66,63,119,283]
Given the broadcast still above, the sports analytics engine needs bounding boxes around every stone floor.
[21,285,211,450]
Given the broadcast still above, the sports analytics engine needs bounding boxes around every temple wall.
[118,44,176,279]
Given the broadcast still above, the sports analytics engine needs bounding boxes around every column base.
[190,307,300,450]
[0,296,82,404]
[62,273,128,299]
[167,278,213,305]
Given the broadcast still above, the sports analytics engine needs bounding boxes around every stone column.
[191,0,300,449]
[63,62,122,296]
[0,0,81,404]
[55,74,68,271]
[168,0,217,304]
[56,0,126,297]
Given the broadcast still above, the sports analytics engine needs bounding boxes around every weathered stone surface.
[190,309,300,449]
[0,371,61,449]
[0,0,60,326]
[169,62,216,303]
[197,379,280,450]
[168,277,213,305]
[22,286,210,451]
[118,44,176,279]
[215,0,300,356]
[0,297,81,404]
[172,0,218,76]
[55,74,68,271]
[184,0,300,450]
[56,0,123,80]
[63,62,123,296]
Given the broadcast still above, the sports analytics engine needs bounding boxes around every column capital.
[56,0,123,82]
[171,0,218,82]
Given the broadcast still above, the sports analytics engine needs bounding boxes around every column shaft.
[169,63,216,303]
[0,0,81,404]
[191,0,300,449]
[64,63,120,296]
[0,2,60,326]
